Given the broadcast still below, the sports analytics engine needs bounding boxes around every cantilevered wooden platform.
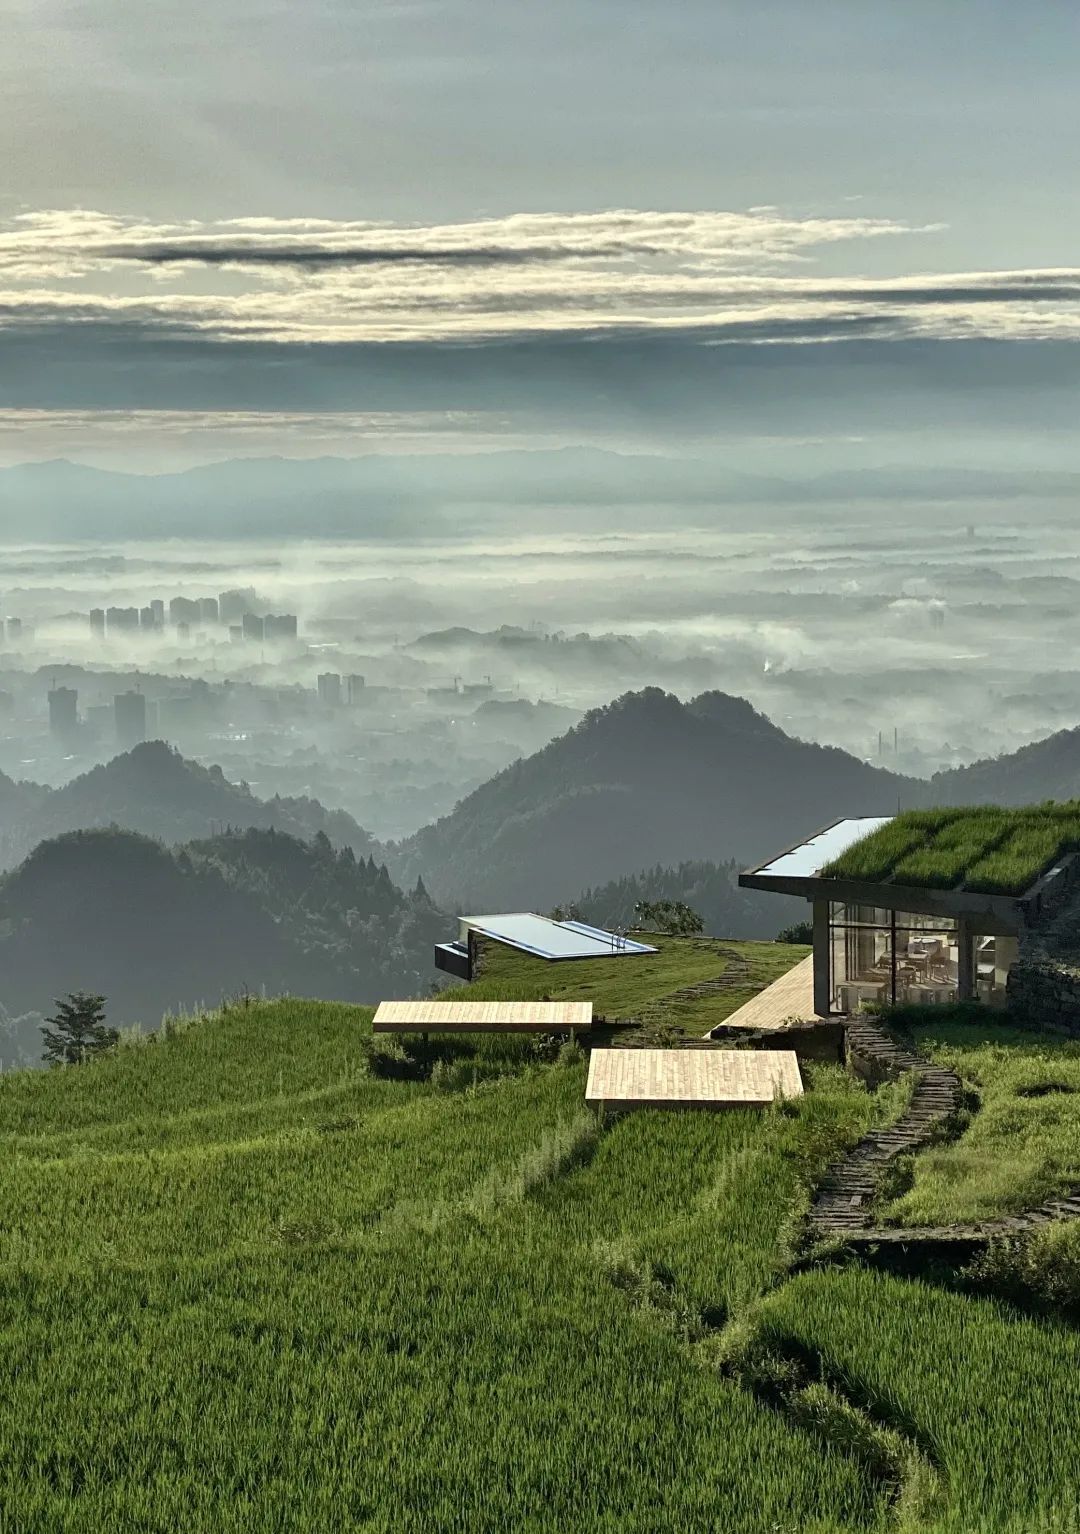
[373,1000,593,1033]
[714,954,819,1032]
[585,1048,802,1111]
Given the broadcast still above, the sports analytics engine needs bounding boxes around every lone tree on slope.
[40,993,118,1067]
[633,899,704,936]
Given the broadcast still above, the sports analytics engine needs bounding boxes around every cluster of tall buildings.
[49,684,147,750]
[90,601,165,635]
[87,589,298,643]
[317,673,367,706]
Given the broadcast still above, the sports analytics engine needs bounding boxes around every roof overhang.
[740,816,1032,934]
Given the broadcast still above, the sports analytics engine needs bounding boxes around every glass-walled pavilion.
[740,816,1029,1019]
[828,902,1016,1012]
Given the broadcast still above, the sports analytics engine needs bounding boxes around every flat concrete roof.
[585,1048,802,1110]
[373,999,593,1033]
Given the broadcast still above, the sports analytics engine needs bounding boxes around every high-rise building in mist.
[242,613,265,643]
[48,685,79,739]
[6,618,23,643]
[150,599,165,627]
[107,606,140,632]
[115,690,147,750]
[140,606,156,630]
[346,674,366,705]
[85,703,112,737]
[317,672,342,706]
[90,608,106,637]
[265,613,298,641]
[220,588,258,623]
[198,597,219,624]
[170,596,201,626]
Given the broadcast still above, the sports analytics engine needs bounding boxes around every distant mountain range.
[0,742,376,873]
[6,695,1080,964]
[0,825,442,1059]
[390,689,1080,910]
[4,449,1080,539]
[390,688,910,909]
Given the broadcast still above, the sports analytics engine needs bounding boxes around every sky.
[2,0,1079,468]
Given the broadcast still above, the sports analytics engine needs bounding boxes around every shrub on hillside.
[776,920,813,944]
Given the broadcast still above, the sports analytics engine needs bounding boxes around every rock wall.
[1008,884,1080,1036]
[1008,955,1080,1036]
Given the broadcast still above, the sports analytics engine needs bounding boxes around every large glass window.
[829,903,958,1012]
[827,903,1015,1012]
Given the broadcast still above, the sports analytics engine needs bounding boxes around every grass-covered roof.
[820,805,1080,897]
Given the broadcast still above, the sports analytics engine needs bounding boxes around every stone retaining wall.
[1008,887,1080,1036]
[1007,954,1080,1037]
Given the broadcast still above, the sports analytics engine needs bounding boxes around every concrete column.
[812,899,832,1017]
[995,934,1019,991]
[957,918,975,1001]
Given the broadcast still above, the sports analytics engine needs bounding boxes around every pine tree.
[40,992,118,1066]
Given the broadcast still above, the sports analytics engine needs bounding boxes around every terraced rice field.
[1,977,1080,1529]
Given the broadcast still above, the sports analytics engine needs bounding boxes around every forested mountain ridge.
[933,725,1080,806]
[0,741,376,873]
[392,688,911,909]
[392,690,1080,911]
[0,825,442,1062]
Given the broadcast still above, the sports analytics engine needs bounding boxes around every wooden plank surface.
[716,954,819,1032]
[585,1048,802,1109]
[373,999,593,1033]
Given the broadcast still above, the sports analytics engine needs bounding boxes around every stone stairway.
[808,1016,1080,1256]
[807,1019,962,1239]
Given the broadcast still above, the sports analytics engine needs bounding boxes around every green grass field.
[465,933,808,1035]
[883,1012,1080,1225]
[3,953,1080,1529]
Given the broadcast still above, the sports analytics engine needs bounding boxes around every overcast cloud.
[3,1,1080,464]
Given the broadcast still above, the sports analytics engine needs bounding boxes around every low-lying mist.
[4,493,1080,837]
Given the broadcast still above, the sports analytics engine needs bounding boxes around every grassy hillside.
[884,1011,1080,1224]
[3,959,1080,1528]
[465,932,809,1036]
[0,996,892,1533]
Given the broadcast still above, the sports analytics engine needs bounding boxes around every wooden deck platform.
[585,1048,802,1110]
[714,953,819,1032]
[373,1000,593,1033]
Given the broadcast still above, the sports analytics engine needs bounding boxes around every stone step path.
[808,1020,962,1238]
[808,1017,1080,1256]
[637,947,752,1027]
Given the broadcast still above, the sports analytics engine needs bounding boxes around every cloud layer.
[2,204,1078,350]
